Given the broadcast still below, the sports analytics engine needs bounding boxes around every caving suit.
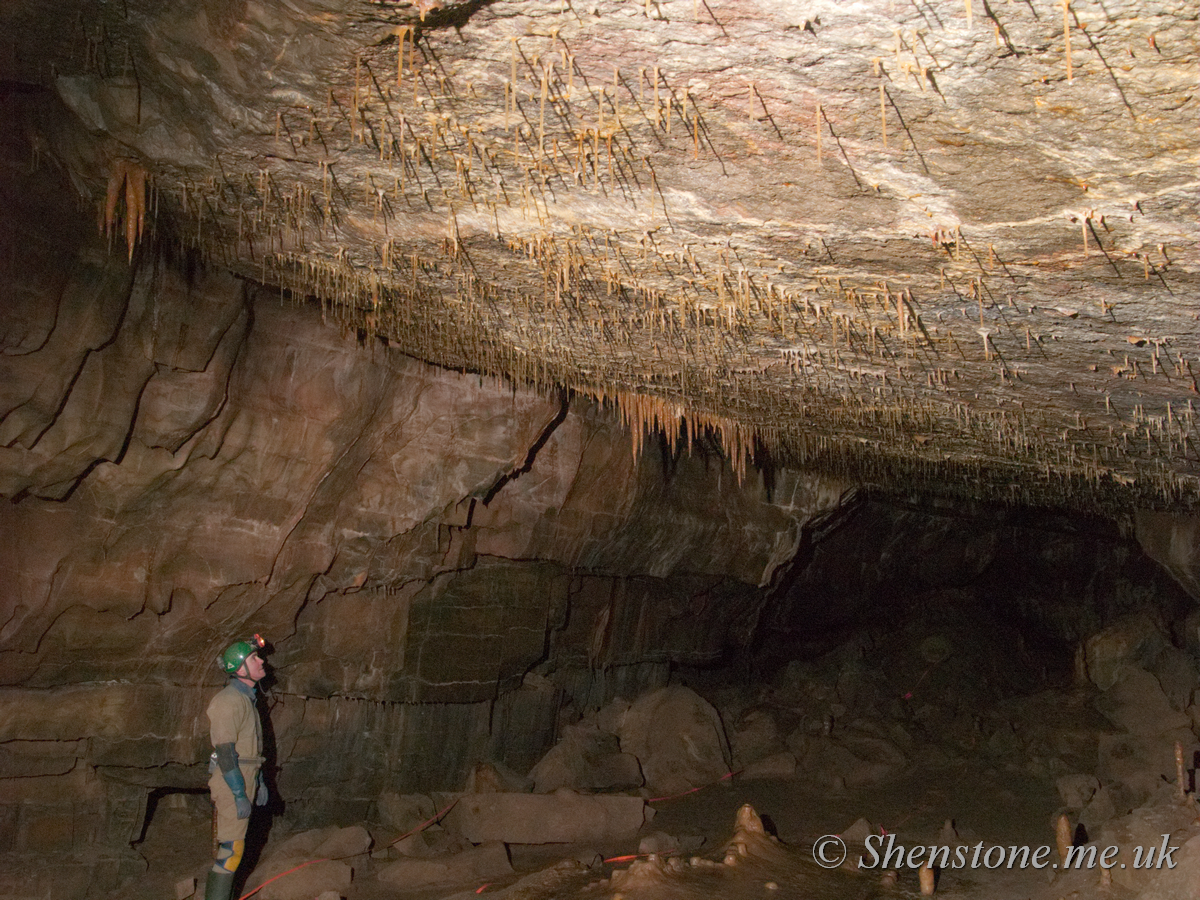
[206,677,263,877]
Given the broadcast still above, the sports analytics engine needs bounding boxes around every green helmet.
[219,634,265,674]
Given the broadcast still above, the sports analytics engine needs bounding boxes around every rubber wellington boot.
[204,868,235,900]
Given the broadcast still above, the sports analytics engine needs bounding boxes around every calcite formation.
[3,0,1198,508]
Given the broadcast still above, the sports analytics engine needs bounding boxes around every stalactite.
[102,158,149,261]
[109,5,1196,516]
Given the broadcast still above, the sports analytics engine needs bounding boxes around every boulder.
[1083,614,1168,690]
[446,790,648,844]
[1097,728,1196,802]
[377,842,512,890]
[376,793,437,832]
[787,729,906,787]
[837,816,883,865]
[1098,792,1199,894]
[1095,666,1190,735]
[260,826,341,861]
[729,708,783,768]
[372,827,435,859]
[313,825,372,859]
[615,686,731,796]
[244,826,368,900]
[1079,784,1120,836]
[433,859,595,900]
[1151,646,1200,712]
[1140,832,1200,900]
[738,752,797,780]
[527,723,643,793]
[465,761,530,793]
[594,698,633,735]
[1056,773,1100,809]
[839,816,878,846]
[247,860,352,900]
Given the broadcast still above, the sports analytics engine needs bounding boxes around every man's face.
[241,652,266,683]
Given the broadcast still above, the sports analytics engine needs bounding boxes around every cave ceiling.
[4,0,1199,513]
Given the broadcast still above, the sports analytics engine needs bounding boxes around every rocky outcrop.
[10,0,1198,506]
[3,5,1199,895]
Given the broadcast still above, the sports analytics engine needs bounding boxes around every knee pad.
[213,839,245,874]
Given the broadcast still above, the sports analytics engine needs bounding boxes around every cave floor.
[119,758,1092,900]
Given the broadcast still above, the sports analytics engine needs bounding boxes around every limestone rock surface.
[6,0,1197,508]
[376,842,513,890]
[446,791,648,845]
[616,685,732,796]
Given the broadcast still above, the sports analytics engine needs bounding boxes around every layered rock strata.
[0,212,847,892]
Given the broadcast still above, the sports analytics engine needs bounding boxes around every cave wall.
[0,206,851,875]
[4,83,1200,894]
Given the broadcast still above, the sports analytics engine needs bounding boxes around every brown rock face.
[0,153,849,888]
[445,792,648,845]
[615,685,731,797]
[3,3,1198,894]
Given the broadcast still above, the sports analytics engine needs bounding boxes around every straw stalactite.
[90,0,1198,514]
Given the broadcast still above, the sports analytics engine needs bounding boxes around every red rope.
[239,776,741,900]
[235,798,460,900]
[238,773,743,900]
[604,773,741,867]
[647,769,738,803]
[387,798,460,848]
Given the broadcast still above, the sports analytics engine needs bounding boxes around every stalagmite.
[918,860,935,895]
[41,0,1193,516]
[1055,813,1072,866]
[880,81,887,149]
[815,103,822,162]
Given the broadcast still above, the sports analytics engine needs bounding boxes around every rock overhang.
[2,0,1199,513]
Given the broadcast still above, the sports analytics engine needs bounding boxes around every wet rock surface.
[2,245,1198,896]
